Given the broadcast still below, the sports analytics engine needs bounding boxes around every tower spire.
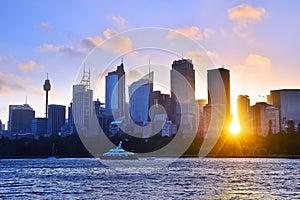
[43,73,51,118]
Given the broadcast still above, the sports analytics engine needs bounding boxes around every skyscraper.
[129,72,153,124]
[72,69,93,132]
[105,62,126,118]
[8,104,35,135]
[207,67,230,114]
[170,59,196,133]
[207,67,231,133]
[237,95,250,133]
[47,104,66,135]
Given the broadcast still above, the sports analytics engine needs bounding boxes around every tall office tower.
[249,102,280,136]
[237,95,250,133]
[105,62,126,118]
[129,72,153,125]
[170,59,196,133]
[207,67,231,132]
[0,119,2,131]
[43,73,51,118]
[269,89,300,131]
[47,104,66,135]
[72,68,93,132]
[8,104,35,135]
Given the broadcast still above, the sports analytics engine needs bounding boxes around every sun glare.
[229,118,241,135]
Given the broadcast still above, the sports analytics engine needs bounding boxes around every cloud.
[39,22,55,33]
[0,72,32,94]
[79,36,104,49]
[102,33,132,54]
[37,44,86,56]
[167,26,213,41]
[37,29,133,56]
[228,4,267,37]
[103,29,118,39]
[18,60,44,71]
[111,16,128,30]
[245,54,272,68]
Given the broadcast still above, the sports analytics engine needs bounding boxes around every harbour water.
[0,158,300,199]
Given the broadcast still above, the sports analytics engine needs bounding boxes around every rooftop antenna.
[25,96,28,104]
[121,57,124,64]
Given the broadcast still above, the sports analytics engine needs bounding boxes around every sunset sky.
[0,0,300,126]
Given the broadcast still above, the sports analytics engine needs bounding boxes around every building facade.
[105,63,126,118]
[206,67,231,134]
[170,59,196,134]
[129,73,153,124]
[32,118,48,136]
[268,89,300,131]
[47,104,66,135]
[237,95,250,134]
[8,104,35,135]
[249,102,280,136]
[72,84,93,132]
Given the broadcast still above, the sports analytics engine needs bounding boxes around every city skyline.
[1,1,300,126]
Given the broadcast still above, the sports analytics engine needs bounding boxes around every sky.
[1,0,300,127]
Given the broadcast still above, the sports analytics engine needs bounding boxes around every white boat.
[100,141,138,160]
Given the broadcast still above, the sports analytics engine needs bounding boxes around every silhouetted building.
[152,91,172,118]
[203,104,226,137]
[0,120,2,131]
[72,69,93,132]
[105,62,126,118]
[249,102,279,136]
[268,89,300,131]
[129,72,153,124]
[171,59,196,135]
[32,118,48,136]
[207,67,231,133]
[47,105,66,135]
[196,99,207,136]
[43,73,51,118]
[8,104,35,135]
[237,95,250,133]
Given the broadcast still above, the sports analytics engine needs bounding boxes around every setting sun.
[229,117,241,135]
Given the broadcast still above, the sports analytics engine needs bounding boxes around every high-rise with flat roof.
[47,104,66,135]
[170,59,196,134]
[8,104,35,135]
[206,67,231,133]
[237,95,250,133]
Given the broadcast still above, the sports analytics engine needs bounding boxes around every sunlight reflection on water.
[0,158,299,199]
